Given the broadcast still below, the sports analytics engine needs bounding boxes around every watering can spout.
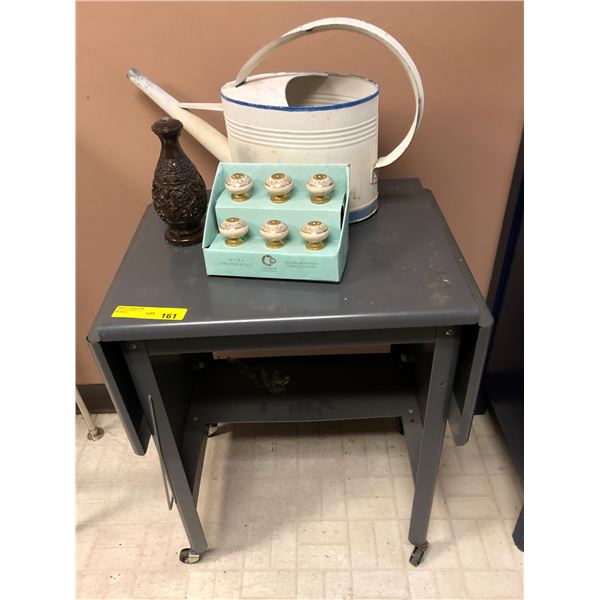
[127,68,231,163]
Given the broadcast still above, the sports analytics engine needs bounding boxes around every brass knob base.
[311,194,330,204]
[225,237,245,247]
[266,240,285,249]
[306,241,326,251]
[270,194,289,204]
[231,192,250,202]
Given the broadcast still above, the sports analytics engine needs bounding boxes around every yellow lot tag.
[111,306,187,321]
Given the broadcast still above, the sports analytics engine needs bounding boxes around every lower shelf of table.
[153,351,423,426]
[150,349,431,490]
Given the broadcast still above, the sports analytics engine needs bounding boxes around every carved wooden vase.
[151,117,208,246]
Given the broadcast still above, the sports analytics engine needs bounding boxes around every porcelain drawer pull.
[265,173,293,203]
[260,219,289,248]
[219,217,249,246]
[225,172,253,201]
[300,220,329,250]
[306,173,334,204]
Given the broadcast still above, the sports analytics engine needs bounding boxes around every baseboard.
[76,383,116,414]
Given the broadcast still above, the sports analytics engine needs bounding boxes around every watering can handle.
[235,17,424,172]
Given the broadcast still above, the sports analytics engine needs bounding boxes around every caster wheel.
[179,548,201,564]
[397,417,404,436]
[409,542,429,567]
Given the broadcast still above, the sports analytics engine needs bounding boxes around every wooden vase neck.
[152,118,185,159]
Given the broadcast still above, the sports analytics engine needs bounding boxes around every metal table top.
[88,179,489,343]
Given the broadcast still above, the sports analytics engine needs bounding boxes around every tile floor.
[76,413,523,600]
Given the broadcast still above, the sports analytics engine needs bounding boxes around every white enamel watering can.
[128,17,424,222]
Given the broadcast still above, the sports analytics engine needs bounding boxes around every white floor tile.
[187,572,215,599]
[298,521,348,545]
[298,545,350,570]
[488,476,523,518]
[440,475,492,498]
[434,570,467,599]
[451,520,490,571]
[297,570,325,599]
[352,569,409,599]
[446,497,500,519]
[407,570,438,599]
[132,573,190,599]
[478,519,517,570]
[463,570,523,599]
[241,570,295,598]
[215,570,243,599]
[373,520,404,569]
[324,570,352,599]
[348,521,378,569]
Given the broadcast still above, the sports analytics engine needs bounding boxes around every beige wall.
[76,1,523,384]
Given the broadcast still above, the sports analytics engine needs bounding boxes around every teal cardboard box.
[202,163,350,282]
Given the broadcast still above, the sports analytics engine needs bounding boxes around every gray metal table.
[88,178,492,566]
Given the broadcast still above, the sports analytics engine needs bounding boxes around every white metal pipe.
[76,388,104,441]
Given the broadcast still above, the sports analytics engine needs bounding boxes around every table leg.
[122,342,209,562]
[408,327,460,566]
